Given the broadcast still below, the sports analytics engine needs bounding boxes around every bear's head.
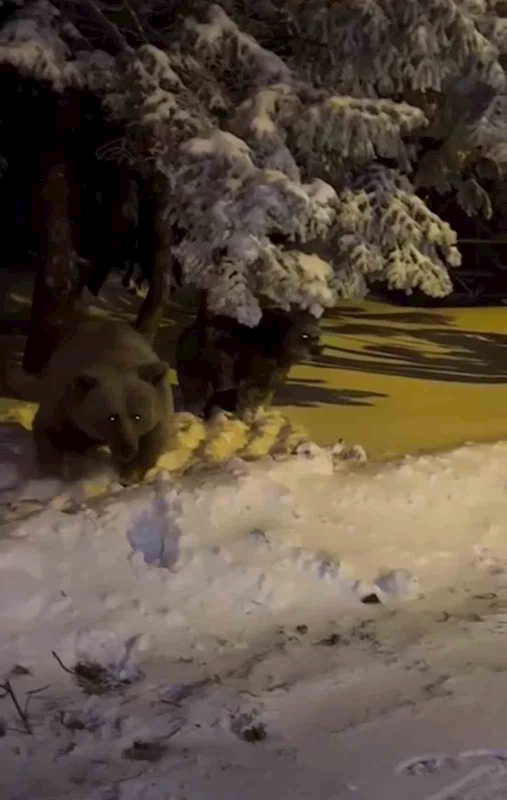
[261,310,323,361]
[68,361,169,463]
[284,315,323,360]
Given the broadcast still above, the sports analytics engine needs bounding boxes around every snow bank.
[1,434,507,796]
[2,436,507,683]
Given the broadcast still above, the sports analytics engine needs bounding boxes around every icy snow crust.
[2,439,507,796]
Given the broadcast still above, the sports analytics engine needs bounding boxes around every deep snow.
[3,436,507,798]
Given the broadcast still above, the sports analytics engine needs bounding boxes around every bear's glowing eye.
[108,414,119,423]
[301,333,309,340]
[132,414,141,422]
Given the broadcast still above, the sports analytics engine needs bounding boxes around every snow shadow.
[320,306,507,384]
[126,492,182,569]
[274,378,387,407]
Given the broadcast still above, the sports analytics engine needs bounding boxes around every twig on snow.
[51,650,75,675]
[0,680,33,734]
[23,684,51,719]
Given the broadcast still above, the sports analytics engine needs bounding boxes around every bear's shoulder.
[45,320,159,377]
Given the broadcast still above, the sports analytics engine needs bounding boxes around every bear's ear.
[74,373,98,393]
[138,360,169,386]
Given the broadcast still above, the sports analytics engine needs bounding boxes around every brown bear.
[175,306,323,419]
[32,319,173,484]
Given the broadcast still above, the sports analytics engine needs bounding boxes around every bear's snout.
[114,442,137,462]
[113,440,138,463]
[309,342,323,356]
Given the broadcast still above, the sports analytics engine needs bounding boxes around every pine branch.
[69,0,134,53]
[121,0,149,44]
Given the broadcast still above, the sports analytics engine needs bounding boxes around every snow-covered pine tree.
[0,0,505,325]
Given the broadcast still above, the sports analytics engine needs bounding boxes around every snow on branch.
[476,91,507,172]
[229,83,302,179]
[0,0,118,90]
[103,43,214,172]
[3,0,506,318]
[236,0,506,210]
[332,166,461,297]
[468,2,507,56]
[169,130,339,324]
[106,43,185,126]
[288,96,428,177]
[255,248,335,317]
[184,3,291,89]
[266,0,503,98]
[0,0,82,88]
[455,177,493,217]
[230,86,427,182]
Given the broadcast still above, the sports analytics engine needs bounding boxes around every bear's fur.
[33,319,173,484]
[175,307,322,419]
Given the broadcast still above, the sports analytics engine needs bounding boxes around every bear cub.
[33,319,173,484]
[176,307,322,419]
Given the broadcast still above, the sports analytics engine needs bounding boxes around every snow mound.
[3,412,507,797]
[1,436,507,675]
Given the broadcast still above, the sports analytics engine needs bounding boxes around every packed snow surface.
[3,439,507,798]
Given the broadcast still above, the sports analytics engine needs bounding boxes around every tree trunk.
[134,190,173,344]
[23,93,81,375]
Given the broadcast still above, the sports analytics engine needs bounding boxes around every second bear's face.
[283,318,323,361]
[69,361,169,463]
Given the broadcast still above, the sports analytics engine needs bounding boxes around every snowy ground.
[3,435,507,798]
